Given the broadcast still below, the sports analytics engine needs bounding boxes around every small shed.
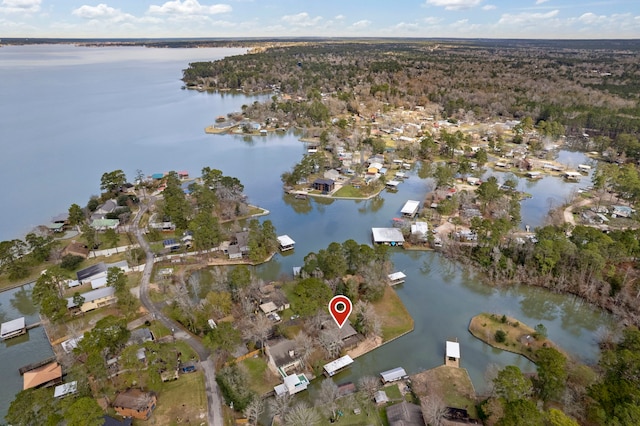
[374,390,389,404]
[277,235,295,251]
[380,367,407,383]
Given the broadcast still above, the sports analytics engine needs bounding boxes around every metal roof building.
[401,200,420,218]
[380,367,408,383]
[372,228,405,246]
[323,355,354,377]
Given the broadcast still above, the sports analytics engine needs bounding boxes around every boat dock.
[19,355,57,375]
[1,317,43,341]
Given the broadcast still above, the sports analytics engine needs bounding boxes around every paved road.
[132,200,224,426]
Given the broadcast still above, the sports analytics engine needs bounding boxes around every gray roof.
[386,402,426,426]
[129,328,154,345]
[268,339,299,368]
[372,228,405,243]
[67,286,115,308]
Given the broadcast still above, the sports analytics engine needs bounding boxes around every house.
[112,389,157,420]
[274,374,310,396]
[410,222,429,241]
[380,367,408,383]
[401,200,420,218]
[129,327,154,345]
[67,287,117,313]
[277,235,296,251]
[260,301,278,315]
[312,178,335,193]
[62,241,90,259]
[324,169,340,181]
[267,339,303,375]
[372,228,405,246]
[466,176,480,185]
[228,231,249,259]
[177,170,189,180]
[103,416,133,426]
[77,262,108,283]
[90,218,120,231]
[386,401,426,426]
[612,205,634,218]
[323,355,354,377]
[163,239,181,251]
[445,340,461,367]
[23,362,63,390]
[1,317,26,340]
[91,200,118,220]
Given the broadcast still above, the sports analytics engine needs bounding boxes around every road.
[132,199,224,426]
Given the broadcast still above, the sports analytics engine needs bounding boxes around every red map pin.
[328,295,352,328]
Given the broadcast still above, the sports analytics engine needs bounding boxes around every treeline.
[183,40,640,140]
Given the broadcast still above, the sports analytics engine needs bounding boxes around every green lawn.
[141,371,207,426]
[373,286,414,341]
[333,185,364,198]
[383,384,402,401]
[240,354,281,395]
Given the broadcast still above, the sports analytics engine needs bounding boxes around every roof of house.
[129,327,154,345]
[91,218,120,229]
[23,362,62,390]
[112,389,156,411]
[77,262,107,281]
[268,339,299,368]
[313,178,335,186]
[67,286,116,308]
[260,301,278,314]
[386,401,426,426]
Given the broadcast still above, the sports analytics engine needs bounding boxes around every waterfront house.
[274,374,310,396]
[312,178,335,193]
[612,205,634,218]
[228,231,249,259]
[91,199,117,220]
[386,401,426,426]
[23,361,63,390]
[112,389,157,420]
[267,339,303,375]
[90,218,120,231]
[62,241,90,259]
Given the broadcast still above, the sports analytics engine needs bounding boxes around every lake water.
[0,45,613,420]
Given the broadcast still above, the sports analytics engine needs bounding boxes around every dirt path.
[563,197,593,225]
[346,336,383,359]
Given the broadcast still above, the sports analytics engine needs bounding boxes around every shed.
[1,317,26,340]
[372,228,405,246]
[401,200,420,218]
[323,355,354,377]
[380,367,407,383]
[54,381,78,398]
[374,390,389,404]
[277,235,295,251]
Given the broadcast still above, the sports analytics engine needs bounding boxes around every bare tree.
[317,378,340,421]
[243,397,264,426]
[353,300,382,337]
[357,375,380,401]
[294,331,316,369]
[421,395,448,426]
[318,327,344,358]
[284,401,321,426]
[269,392,292,420]
[242,314,273,354]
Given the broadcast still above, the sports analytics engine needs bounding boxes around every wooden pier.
[19,356,57,375]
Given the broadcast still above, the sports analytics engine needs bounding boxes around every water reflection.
[519,292,559,322]
[357,195,385,214]
[10,287,37,317]
[282,194,312,215]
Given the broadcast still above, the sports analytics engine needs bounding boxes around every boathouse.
[277,235,296,251]
[564,171,582,181]
[380,367,408,383]
[23,361,63,390]
[386,180,400,190]
[323,355,354,377]
[401,200,420,218]
[1,317,26,340]
[388,272,407,286]
[372,228,405,246]
[445,340,461,368]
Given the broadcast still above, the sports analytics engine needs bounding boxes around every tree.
[243,397,264,426]
[106,267,127,293]
[352,300,381,337]
[497,399,543,426]
[284,402,321,426]
[495,329,507,343]
[546,408,579,426]
[476,176,502,213]
[433,163,455,188]
[204,321,241,353]
[64,397,105,426]
[103,228,119,253]
[357,376,380,401]
[228,265,251,295]
[242,315,272,354]
[33,269,68,322]
[6,387,62,426]
[68,203,85,228]
[100,169,126,194]
[216,364,256,412]
[72,292,85,310]
[292,277,332,317]
[493,365,533,402]
[269,392,293,420]
[317,378,340,420]
[161,171,191,229]
[534,347,567,402]
[421,395,448,426]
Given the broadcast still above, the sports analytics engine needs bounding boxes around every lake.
[0,45,613,420]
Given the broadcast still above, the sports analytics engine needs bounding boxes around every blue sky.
[1,0,639,39]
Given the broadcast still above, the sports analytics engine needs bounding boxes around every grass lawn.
[412,365,478,419]
[333,185,364,198]
[372,286,414,341]
[142,371,207,426]
[468,312,563,362]
[240,354,281,395]
[383,383,402,401]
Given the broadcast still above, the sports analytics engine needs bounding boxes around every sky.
[1,0,639,39]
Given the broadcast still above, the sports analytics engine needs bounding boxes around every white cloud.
[535,0,550,4]
[498,9,559,25]
[334,14,345,20]
[423,16,443,25]
[72,4,134,22]
[482,4,496,11]
[578,12,605,25]
[350,19,371,29]
[148,0,232,16]
[425,0,483,10]
[0,0,40,14]
[281,12,323,27]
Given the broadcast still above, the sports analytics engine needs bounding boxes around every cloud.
[148,0,232,16]
[423,16,443,25]
[334,14,345,20]
[350,19,371,29]
[535,0,550,4]
[72,4,135,22]
[425,0,483,10]
[281,12,323,27]
[0,0,41,14]
[577,12,605,25]
[498,9,559,25]
[482,4,496,11]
